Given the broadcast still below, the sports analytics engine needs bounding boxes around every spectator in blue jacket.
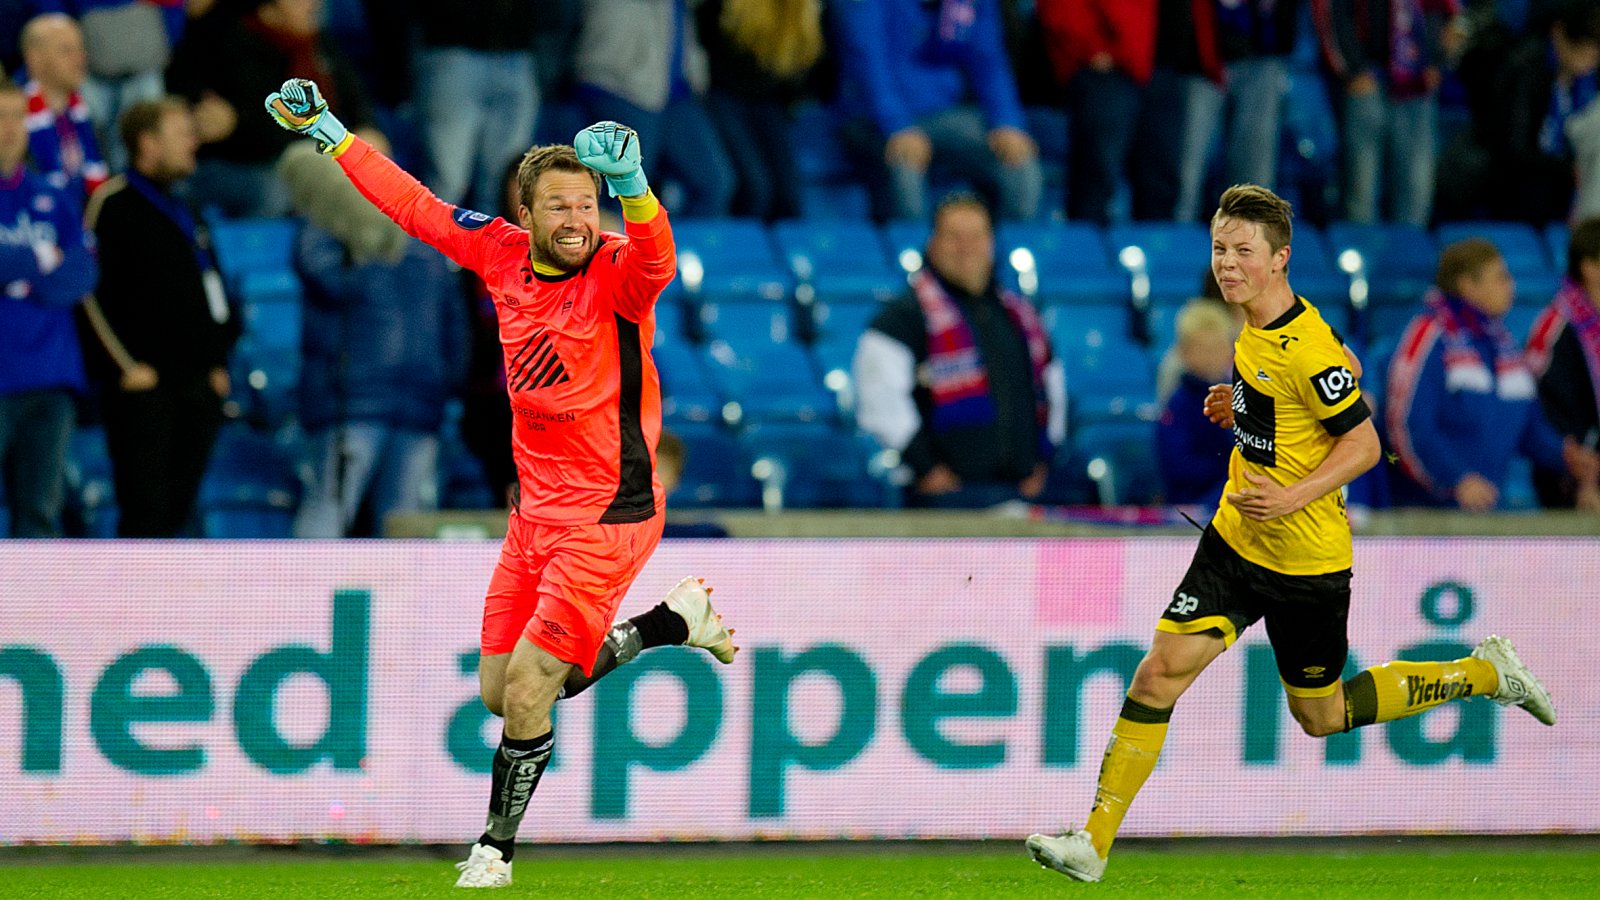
[1157,298,1239,506]
[1386,237,1599,510]
[831,0,1042,222]
[0,80,98,537]
[278,144,469,538]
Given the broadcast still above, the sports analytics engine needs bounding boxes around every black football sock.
[476,730,553,862]
[631,601,689,649]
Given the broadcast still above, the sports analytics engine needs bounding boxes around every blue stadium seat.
[654,343,723,425]
[810,337,858,390]
[1045,302,1138,349]
[1106,222,1213,305]
[1504,302,1542,344]
[234,340,302,427]
[666,421,760,508]
[701,340,836,424]
[672,219,791,302]
[1546,222,1571,276]
[242,298,303,355]
[1061,333,1157,424]
[1324,222,1437,309]
[1366,305,1420,346]
[1501,456,1539,512]
[882,220,931,274]
[772,220,903,304]
[698,300,796,346]
[738,420,897,508]
[199,424,300,538]
[1289,224,1354,310]
[997,221,1127,305]
[209,218,298,288]
[1065,419,1161,505]
[809,298,884,349]
[800,182,875,222]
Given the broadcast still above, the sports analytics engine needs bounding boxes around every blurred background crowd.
[2,0,1600,539]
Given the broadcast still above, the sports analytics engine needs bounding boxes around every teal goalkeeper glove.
[574,121,648,198]
[264,78,350,154]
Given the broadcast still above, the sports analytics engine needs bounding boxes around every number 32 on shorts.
[1169,592,1200,615]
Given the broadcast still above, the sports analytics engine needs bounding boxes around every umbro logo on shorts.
[541,618,568,640]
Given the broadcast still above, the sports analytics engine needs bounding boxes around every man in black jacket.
[83,97,240,537]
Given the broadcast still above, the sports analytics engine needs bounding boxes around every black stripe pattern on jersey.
[508,328,571,393]
[1232,366,1277,467]
[601,313,655,524]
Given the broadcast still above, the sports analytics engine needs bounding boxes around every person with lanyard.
[83,97,239,537]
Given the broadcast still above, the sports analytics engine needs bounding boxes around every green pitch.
[6,842,1600,898]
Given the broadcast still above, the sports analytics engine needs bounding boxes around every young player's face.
[521,170,601,272]
[1211,216,1289,307]
[0,92,26,172]
[1458,255,1516,318]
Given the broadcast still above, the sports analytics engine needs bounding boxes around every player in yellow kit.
[1026,184,1556,883]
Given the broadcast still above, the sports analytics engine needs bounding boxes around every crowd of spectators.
[4,0,1600,537]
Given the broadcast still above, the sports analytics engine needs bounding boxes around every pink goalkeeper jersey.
[335,137,676,525]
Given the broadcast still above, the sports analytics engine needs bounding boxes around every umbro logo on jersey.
[508,328,571,392]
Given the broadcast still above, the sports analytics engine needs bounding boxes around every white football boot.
[665,576,737,664]
[1026,829,1107,883]
[1472,634,1556,725]
[454,843,512,888]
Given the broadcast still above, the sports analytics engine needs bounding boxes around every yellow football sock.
[1084,697,1171,858]
[1343,658,1498,729]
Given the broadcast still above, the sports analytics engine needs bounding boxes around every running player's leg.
[1031,527,1259,882]
[459,514,547,887]
[1085,628,1226,854]
[1307,640,1549,734]
[560,576,738,698]
[467,516,667,879]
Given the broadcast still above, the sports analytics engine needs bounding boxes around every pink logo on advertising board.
[1034,540,1123,626]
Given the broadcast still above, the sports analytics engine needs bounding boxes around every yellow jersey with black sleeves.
[1213,298,1371,576]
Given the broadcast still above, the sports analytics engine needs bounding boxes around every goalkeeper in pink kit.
[266,78,737,888]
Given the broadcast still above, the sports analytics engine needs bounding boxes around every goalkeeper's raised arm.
[265,77,518,276]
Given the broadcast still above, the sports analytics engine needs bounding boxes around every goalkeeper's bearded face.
[520,170,602,273]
